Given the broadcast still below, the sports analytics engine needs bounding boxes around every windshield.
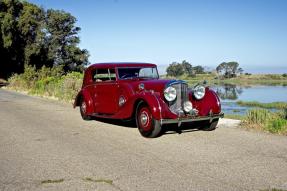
[118,67,159,79]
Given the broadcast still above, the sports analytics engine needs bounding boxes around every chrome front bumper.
[160,112,224,126]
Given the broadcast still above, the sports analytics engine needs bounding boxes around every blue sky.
[29,0,287,74]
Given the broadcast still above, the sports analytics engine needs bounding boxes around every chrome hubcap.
[140,112,148,126]
[81,101,86,113]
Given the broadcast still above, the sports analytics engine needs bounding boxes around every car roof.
[86,62,157,70]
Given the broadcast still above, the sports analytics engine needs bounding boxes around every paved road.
[1,89,287,191]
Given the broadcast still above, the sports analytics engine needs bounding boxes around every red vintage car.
[74,62,224,138]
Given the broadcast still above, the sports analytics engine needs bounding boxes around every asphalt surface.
[0,89,287,191]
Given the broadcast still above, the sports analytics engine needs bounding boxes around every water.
[210,84,287,115]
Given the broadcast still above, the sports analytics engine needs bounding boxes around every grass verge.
[242,108,287,135]
[237,101,287,109]
[7,65,83,102]
[166,73,287,86]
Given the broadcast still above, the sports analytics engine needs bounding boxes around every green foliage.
[283,73,287,78]
[193,65,205,74]
[243,108,287,135]
[237,101,287,109]
[46,9,89,72]
[166,62,184,77]
[0,0,89,79]
[216,61,241,79]
[181,60,193,76]
[245,109,271,125]
[8,65,83,102]
[266,118,287,134]
[166,60,206,77]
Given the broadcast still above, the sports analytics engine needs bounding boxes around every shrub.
[265,118,287,134]
[8,65,83,102]
[244,108,287,135]
[237,101,287,109]
[245,109,270,125]
[58,72,83,101]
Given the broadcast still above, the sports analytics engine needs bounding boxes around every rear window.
[92,68,116,82]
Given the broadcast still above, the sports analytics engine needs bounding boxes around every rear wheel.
[200,119,219,131]
[80,98,92,120]
[136,102,162,138]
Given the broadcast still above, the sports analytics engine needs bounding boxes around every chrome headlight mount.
[164,86,177,102]
[119,96,126,107]
[193,85,205,100]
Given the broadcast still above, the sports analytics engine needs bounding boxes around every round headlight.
[193,85,205,100]
[183,101,193,113]
[164,86,177,102]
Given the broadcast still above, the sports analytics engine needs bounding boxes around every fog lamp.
[183,101,193,113]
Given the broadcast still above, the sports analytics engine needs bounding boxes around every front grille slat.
[168,83,188,115]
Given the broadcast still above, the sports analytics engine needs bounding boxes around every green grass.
[7,65,83,102]
[41,179,64,184]
[242,108,287,135]
[164,73,287,86]
[83,177,113,185]
[237,101,287,109]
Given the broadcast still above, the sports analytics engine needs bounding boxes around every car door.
[93,68,119,114]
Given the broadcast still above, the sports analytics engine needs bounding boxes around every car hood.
[128,79,182,93]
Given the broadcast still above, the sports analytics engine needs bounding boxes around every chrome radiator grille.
[168,83,188,114]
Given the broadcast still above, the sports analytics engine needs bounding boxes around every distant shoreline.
[163,73,287,86]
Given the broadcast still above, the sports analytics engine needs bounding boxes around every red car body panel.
[74,62,222,123]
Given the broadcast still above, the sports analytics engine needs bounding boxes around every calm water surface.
[210,85,287,115]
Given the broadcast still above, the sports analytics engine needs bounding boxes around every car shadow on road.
[92,117,137,128]
[92,117,203,137]
[162,123,201,136]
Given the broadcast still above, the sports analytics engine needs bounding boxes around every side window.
[93,68,116,82]
[109,69,116,81]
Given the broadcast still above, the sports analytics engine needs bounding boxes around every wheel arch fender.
[133,91,162,120]
[73,89,94,114]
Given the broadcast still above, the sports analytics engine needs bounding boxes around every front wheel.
[136,103,162,138]
[80,98,92,120]
[200,119,219,131]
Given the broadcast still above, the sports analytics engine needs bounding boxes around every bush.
[8,65,83,102]
[58,72,83,101]
[245,109,270,125]
[244,108,287,135]
[266,118,287,134]
[283,73,287,78]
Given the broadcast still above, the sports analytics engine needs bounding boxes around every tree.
[166,62,184,77]
[18,2,46,69]
[216,61,241,78]
[0,0,24,78]
[181,60,193,76]
[237,67,244,75]
[193,65,205,74]
[0,0,89,79]
[45,9,89,72]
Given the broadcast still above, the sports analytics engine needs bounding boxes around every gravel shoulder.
[0,89,287,191]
